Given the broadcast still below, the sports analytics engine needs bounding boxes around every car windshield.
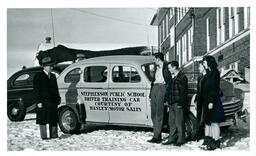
[141,63,155,82]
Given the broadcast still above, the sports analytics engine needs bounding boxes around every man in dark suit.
[33,57,61,140]
[148,53,171,143]
[163,61,188,146]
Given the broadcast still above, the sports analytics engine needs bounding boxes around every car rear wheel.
[7,103,26,121]
[59,107,81,134]
[185,112,198,141]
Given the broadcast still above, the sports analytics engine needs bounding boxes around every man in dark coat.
[33,56,61,140]
[163,61,188,146]
[148,53,172,143]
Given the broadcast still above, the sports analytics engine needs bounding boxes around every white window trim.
[229,7,234,38]
[170,25,175,47]
[166,14,169,35]
[244,7,250,29]
[206,17,210,51]
[216,8,220,46]
[169,8,174,19]
[221,8,225,43]
[176,40,181,66]
[235,8,239,34]
[188,27,192,61]
[229,7,239,38]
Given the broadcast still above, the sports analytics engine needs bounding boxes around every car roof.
[70,55,155,67]
[8,64,70,80]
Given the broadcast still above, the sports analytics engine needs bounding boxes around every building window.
[176,40,181,66]
[217,8,225,46]
[169,8,174,19]
[159,21,163,44]
[182,34,188,65]
[164,17,167,39]
[229,7,235,38]
[206,17,210,51]
[188,27,193,61]
[176,7,190,24]
[244,7,250,29]
[235,8,239,34]
[170,25,175,47]
[165,52,169,61]
[162,20,165,42]
[166,14,169,35]
[229,7,239,38]
[229,62,239,72]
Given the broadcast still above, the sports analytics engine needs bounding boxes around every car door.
[77,64,110,123]
[8,71,39,109]
[108,64,148,125]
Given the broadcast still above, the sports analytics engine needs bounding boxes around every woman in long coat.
[195,61,206,141]
[200,56,224,150]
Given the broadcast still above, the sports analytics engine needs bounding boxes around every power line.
[70,8,151,27]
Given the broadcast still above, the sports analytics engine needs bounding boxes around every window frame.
[111,65,141,83]
[12,71,38,88]
[83,65,108,83]
[64,67,81,83]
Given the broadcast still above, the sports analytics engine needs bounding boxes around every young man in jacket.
[33,57,61,140]
[163,61,188,146]
[148,53,172,143]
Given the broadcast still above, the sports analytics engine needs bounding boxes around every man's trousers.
[39,124,58,139]
[167,104,185,143]
[150,84,166,139]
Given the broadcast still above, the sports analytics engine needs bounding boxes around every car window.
[13,72,37,87]
[64,68,81,83]
[112,66,141,83]
[142,63,155,82]
[84,66,108,83]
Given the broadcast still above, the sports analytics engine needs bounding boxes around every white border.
[1,0,255,155]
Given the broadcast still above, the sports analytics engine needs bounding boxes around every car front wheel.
[7,103,26,121]
[59,107,81,134]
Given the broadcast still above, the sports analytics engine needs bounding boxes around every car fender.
[189,94,197,118]
[58,103,85,123]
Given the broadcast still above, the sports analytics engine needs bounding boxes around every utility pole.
[51,8,56,47]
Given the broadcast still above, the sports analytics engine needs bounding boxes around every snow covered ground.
[7,113,249,151]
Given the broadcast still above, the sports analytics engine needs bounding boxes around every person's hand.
[37,103,43,108]
[177,105,183,109]
[164,102,169,106]
[208,103,213,109]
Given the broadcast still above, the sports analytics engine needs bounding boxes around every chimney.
[45,37,51,43]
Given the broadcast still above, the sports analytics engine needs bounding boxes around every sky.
[7,8,158,78]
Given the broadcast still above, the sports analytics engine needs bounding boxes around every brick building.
[150,7,250,81]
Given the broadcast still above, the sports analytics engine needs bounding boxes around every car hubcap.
[62,110,76,131]
[11,107,19,116]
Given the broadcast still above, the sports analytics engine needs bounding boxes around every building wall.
[184,7,250,80]
[217,34,250,77]
[151,7,250,80]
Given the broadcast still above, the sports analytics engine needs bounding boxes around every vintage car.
[57,55,242,140]
[7,64,69,121]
